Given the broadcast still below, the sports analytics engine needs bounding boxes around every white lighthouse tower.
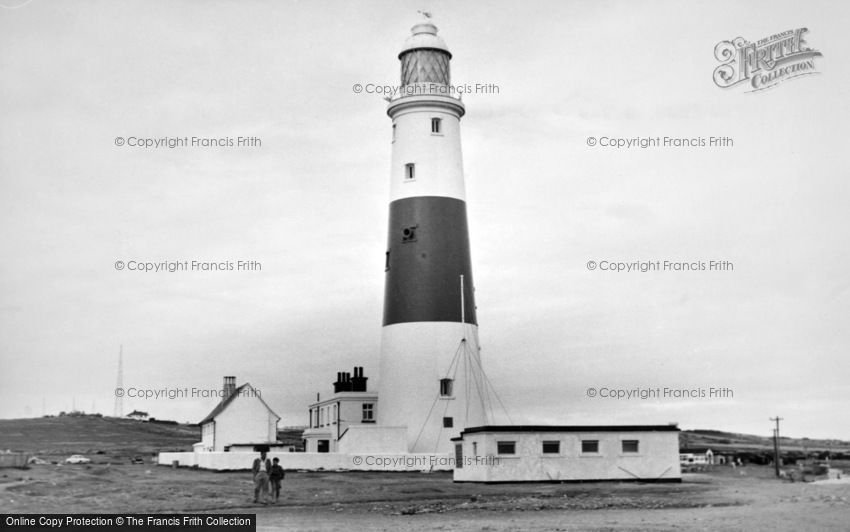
[377,20,488,454]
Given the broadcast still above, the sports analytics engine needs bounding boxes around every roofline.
[199,383,281,424]
[308,392,378,408]
[458,425,681,436]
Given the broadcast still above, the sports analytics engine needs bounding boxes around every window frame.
[497,441,516,455]
[542,440,561,454]
[621,439,640,453]
[431,117,442,134]
[581,439,600,454]
[440,378,454,397]
[361,403,374,422]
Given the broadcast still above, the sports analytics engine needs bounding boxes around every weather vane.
[417,10,432,19]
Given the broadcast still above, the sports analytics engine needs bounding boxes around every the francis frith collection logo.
[713,28,821,92]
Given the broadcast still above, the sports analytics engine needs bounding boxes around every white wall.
[337,426,407,454]
[378,322,487,454]
[212,391,278,451]
[454,430,681,482]
[200,422,214,451]
[156,451,453,472]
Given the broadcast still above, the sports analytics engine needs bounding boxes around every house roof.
[127,410,148,416]
[454,424,681,439]
[199,383,281,425]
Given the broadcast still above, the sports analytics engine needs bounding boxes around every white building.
[126,410,149,421]
[452,425,682,483]
[303,367,407,454]
[196,376,281,452]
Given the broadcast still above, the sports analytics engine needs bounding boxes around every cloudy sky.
[2,0,848,441]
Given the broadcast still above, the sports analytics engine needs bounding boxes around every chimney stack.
[351,366,368,392]
[222,376,236,401]
[332,367,368,393]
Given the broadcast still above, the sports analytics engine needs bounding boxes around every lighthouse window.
[404,163,415,180]
[443,416,453,428]
[431,117,442,134]
[401,225,417,242]
[439,378,453,397]
[392,123,397,142]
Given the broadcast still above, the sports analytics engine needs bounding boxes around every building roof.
[308,391,378,409]
[127,410,148,416]
[199,383,281,425]
[455,424,681,438]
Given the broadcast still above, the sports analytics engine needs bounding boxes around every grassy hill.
[680,429,850,463]
[2,415,847,462]
[0,414,199,459]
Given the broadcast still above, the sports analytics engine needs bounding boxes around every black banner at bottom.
[1,514,256,532]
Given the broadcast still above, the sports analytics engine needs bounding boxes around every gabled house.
[196,376,281,452]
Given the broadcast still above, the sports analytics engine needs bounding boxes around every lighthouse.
[377,20,488,454]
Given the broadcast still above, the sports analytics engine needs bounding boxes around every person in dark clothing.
[269,457,285,502]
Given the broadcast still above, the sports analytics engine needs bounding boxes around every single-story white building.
[197,376,281,452]
[451,424,682,483]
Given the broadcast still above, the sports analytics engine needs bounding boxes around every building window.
[622,440,639,453]
[497,441,516,455]
[443,416,453,428]
[319,408,323,427]
[542,441,560,454]
[440,378,453,397]
[405,163,415,180]
[472,442,478,457]
[581,440,599,453]
[455,444,463,469]
[333,404,337,425]
[385,250,390,271]
[431,117,442,134]
[362,403,374,422]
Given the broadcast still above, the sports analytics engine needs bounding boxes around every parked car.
[65,455,91,464]
[131,456,145,465]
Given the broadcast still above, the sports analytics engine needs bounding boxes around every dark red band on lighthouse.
[383,196,477,326]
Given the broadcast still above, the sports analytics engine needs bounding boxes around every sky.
[1,0,849,441]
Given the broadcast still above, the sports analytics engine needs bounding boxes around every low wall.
[157,451,452,472]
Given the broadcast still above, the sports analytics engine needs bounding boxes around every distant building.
[126,410,149,421]
[452,425,682,483]
[196,376,281,452]
[680,447,717,467]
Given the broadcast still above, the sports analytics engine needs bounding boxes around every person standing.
[269,457,285,503]
[252,451,271,504]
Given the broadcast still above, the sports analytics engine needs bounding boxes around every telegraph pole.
[113,345,124,417]
[770,416,783,477]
